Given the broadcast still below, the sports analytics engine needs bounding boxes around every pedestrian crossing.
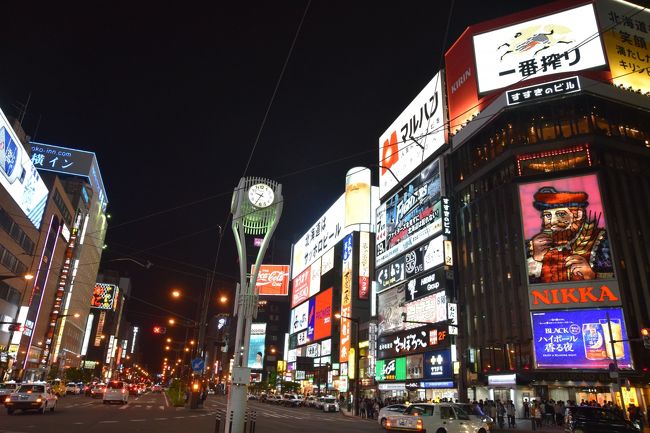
[203,400,358,422]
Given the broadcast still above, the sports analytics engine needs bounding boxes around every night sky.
[1,0,549,372]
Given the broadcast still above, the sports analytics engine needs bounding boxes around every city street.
[0,393,382,433]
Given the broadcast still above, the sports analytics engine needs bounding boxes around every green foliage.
[63,367,93,383]
[166,378,186,407]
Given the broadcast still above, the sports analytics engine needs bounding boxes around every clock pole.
[226,177,282,433]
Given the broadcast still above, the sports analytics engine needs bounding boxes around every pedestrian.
[523,398,530,418]
[506,400,516,428]
[535,402,543,428]
[360,398,366,418]
[529,402,537,431]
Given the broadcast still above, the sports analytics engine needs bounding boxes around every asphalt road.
[0,393,383,433]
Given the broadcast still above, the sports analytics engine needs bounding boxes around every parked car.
[0,382,18,399]
[283,393,302,407]
[103,380,128,404]
[304,395,317,407]
[322,396,339,412]
[384,403,489,433]
[565,405,641,432]
[377,404,408,428]
[4,382,57,414]
[267,394,282,404]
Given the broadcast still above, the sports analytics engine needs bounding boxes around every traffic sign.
[191,357,204,372]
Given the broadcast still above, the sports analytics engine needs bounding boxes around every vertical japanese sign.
[596,0,650,93]
[291,267,311,308]
[340,234,353,363]
[359,232,370,299]
[473,4,606,94]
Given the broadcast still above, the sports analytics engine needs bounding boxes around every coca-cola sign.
[253,264,290,296]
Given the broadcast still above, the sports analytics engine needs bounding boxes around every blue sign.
[191,357,205,372]
[419,380,455,389]
[423,349,452,380]
[532,308,633,370]
[342,233,353,262]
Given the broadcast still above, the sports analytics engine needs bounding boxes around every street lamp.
[335,312,360,416]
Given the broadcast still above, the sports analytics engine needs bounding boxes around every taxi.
[4,382,57,414]
[0,381,18,399]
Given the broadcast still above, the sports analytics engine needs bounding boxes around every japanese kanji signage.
[376,235,445,292]
[531,308,633,369]
[90,283,119,310]
[292,194,347,277]
[596,0,650,93]
[30,141,108,212]
[405,291,448,330]
[359,232,370,299]
[405,267,447,303]
[379,72,448,199]
[376,160,443,266]
[506,76,581,105]
[377,325,448,359]
[339,234,353,363]
[291,267,311,308]
[473,4,606,94]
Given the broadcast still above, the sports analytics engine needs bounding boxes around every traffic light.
[153,326,166,334]
[641,328,650,349]
[7,323,24,332]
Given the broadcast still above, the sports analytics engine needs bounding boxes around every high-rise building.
[445,0,650,414]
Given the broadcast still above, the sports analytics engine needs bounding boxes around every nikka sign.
[529,280,621,311]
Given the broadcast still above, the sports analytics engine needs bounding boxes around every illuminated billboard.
[254,264,290,296]
[378,325,449,359]
[313,288,332,341]
[292,194,346,277]
[377,284,405,336]
[473,4,606,94]
[376,160,442,266]
[379,72,447,199]
[290,301,309,334]
[359,232,370,299]
[423,349,453,380]
[375,357,407,382]
[248,323,267,370]
[30,141,108,212]
[531,308,633,369]
[90,283,119,310]
[596,0,650,93]
[339,234,353,363]
[0,110,49,228]
[291,267,311,308]
[518,173,620,310]
[376,235,446,292]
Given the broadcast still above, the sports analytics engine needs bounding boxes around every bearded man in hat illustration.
[526,186,613,283]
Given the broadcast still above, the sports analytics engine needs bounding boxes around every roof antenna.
[18,92,32,126]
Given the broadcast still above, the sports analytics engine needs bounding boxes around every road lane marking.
[73,422,84,425]
[147,405,152,409]
[130,419,146,422]
[174,416,185,419]
[163,392,170,407]
[99,420,118,423]
[159,405,165,410]
[154,417,168,420]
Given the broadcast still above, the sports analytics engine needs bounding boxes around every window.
[107,381,124,389]
[18,385,45,393]
[407,405,434,416]
[439,406,456,419]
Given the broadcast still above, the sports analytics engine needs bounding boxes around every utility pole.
[226,177,282,433]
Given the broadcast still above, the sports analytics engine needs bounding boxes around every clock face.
[248,183,275,208]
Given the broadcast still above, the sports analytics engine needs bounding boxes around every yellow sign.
[598,0,650,93]
[348,348,356,379]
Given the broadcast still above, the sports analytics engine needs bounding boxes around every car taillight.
[36,397,42,402]
[122,389,127,394]
[416,419,424,431]
[4,397,10,403]
[386,420,392,428]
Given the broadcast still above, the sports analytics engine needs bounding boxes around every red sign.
[254,264,289,296]
[314,288,333,341]
[291,267,310,308]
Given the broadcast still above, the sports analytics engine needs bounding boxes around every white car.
[4,382,57,414]
[65,382,80,395]
[378,404,408,428]
[385,403,489,433]
[0,381,18,399]
[322,396,339,412]
[103,380,128,404]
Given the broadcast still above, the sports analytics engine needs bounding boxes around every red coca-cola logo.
[258,270,287,287]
